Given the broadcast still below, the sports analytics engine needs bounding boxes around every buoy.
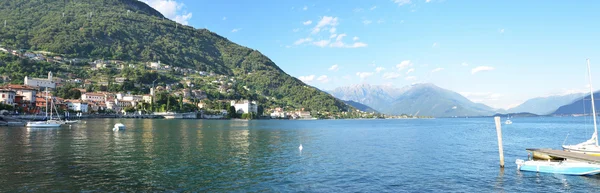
[299,144,303,151]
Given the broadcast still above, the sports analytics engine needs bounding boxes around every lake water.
[1,117,600,192]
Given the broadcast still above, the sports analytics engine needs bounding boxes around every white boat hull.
[516,159,600,175]
[26,121,62,128]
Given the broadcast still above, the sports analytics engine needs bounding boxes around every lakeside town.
[0,46,397,121]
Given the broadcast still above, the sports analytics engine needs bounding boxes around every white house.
[2,85,37,103]
[230,100,258,114]
[24,72,56,89]
[0,89,16,106]
[66,100,88,113]
[81,93,106,103]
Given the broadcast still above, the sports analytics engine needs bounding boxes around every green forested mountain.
[0,0,351,113]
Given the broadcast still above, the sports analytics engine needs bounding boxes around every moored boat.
[516,159,600,175]
[113,123,125,131]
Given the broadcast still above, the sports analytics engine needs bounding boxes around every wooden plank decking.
[526,148,600,163]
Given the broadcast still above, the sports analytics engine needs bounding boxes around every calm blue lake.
[1,117,600,192]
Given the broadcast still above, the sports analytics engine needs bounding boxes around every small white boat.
[516,159,600,175]
[26,121,62,128]
[113,123,125,131]
[64,120,79,124]
[505,120,512,125]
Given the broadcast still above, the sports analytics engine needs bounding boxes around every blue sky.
[143,0,600,109]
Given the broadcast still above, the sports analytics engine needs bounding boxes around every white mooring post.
[494,116,505,168]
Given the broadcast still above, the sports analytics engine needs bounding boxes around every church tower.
[48,71,53,81]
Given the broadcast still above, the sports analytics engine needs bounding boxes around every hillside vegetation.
[0,0,351,113]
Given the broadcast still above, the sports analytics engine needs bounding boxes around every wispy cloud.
[313,40,331,47]
[431,68,444,72]
[328,64,339,71]
[353,8,364,13]
[377,19,385,24]
[294,37,313,45]
[144,0,193,25]
[353,36,359,41]
[375,67,385,73]
[426,0,431,2]
[363,19,373,25]
[312,16,339,34]
[383,72,401,79]
[392,0,411,6]
[222,17,227,20]
[356,72,374,79]
[405,76,417,81]
[499,29,505,33]
[317,75,330,83]
[298,75,315,83]
[432,42,438,48]
[303,5,308,11]
[396,60,412,70]
[370,6,377,10]
[462,62,469,66]
[231,28,242,33]
[303,20,313,25]
[406,68,415,74]
[471,66,495,74]
[459,92,503,103]
[293,28,301,32]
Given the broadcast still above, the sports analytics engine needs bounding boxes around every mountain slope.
[330,83,497,117]
[384,83,496,117]
[0,0,351,113]
[342,100,379,113]
[553,92,599,115]
[508,93,585,115]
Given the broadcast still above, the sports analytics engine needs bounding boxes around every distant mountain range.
[342,100,379,113]
[553,92,600,115]
[329,83,499,117]
[508,93,586,115]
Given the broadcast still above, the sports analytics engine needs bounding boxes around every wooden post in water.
[494,116,505,168]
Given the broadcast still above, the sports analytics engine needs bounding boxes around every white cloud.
[294,37,313,45]
[375,67,385,73]
[405,76,417,81]
[383,72,401,79]
[363,20,373,25]
[393,0,411,6]
[330,34,338,39]
[144,0,192,25]
[370,6,377,10]
[313,40,331,47]
[174,13,192,25]
[313,16,339,34]
[426,0,431,2]
[377,19,385,24]
[354,8,364,13]
[353,36,359,41]
[303,5,308,11]
[293,28,301,32]
[432,42,438,48]
[431,68,444,72]
[222,17,227,20]
[336,34,347,41]
[317,75,330,83]
[347,42,368,48]
[462,62,469,66]
[406,68,415,74]
[303,20,313,25]
[396,60,412,70]
[298,75,315,83]
[328,64,339,71]
[329,27,337,34]
[231,28,241,33]
[500,29,505,33]
[356,72,374,79]
[471,66,495,74]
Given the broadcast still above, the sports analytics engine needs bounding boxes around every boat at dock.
[516,159,600,175]
[113,123,125,131]
[517,148,600,175]
[562,59,600,156]
[26,89,63,128]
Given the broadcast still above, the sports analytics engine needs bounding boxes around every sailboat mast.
[587,59,598,146]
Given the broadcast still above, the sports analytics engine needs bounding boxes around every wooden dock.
[526,148,600,163]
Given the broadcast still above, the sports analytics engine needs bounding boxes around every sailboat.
[505,114,512,125]
[26,89,63,128]
[562,59,600,155]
